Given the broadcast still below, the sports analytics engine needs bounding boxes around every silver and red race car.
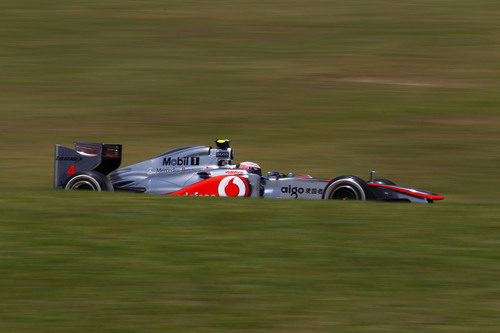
[54,139,444,203]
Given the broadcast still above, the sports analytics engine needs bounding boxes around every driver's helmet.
[238,161,262,176]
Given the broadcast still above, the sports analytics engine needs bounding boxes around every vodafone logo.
[168,175,249,197]
[218,176,247,197]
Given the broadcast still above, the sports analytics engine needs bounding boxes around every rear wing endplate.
[54,142,122,189]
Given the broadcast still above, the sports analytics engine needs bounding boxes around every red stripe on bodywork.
[367,183,444,200]
[168,175,249,197]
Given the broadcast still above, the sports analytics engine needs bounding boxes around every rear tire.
[65,171,114,191]
[323,175,373,200]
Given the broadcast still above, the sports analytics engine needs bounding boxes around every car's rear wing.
[54,142,122,189]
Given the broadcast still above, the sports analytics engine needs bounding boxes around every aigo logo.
[218,176,247,197]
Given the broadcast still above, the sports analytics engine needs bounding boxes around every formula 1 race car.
[53,139,444,203]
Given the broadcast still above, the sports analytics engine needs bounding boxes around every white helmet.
[238,161,262,175]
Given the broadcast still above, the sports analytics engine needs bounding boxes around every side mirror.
[197,171,211,179]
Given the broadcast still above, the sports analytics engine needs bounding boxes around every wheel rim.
[65,175,101,191]
[71,180,97,190]
[330,186,359,200]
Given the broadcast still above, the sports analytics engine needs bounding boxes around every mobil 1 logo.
[163,156,200,167]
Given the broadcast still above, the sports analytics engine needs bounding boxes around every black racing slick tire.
[373,178,396,186]
[323,175,373,200]
[64,171,114,191]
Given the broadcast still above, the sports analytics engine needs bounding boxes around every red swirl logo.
[218,176,247,197]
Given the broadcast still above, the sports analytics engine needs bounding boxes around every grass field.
[1,0,499,331]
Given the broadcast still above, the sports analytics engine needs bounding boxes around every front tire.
[65,171,114,191]
[323,175,373,200]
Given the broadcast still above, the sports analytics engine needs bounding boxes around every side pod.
[54,142,122,189]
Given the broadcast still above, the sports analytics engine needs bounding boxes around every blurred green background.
[1,0,499,331]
